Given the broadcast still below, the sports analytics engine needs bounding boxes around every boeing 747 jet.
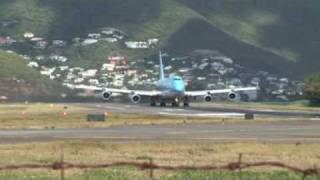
[69,52,258,107]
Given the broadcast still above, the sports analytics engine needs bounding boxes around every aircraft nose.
[174,82,185,92]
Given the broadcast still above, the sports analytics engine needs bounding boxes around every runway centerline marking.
[158,112,244,117]
[166,131,186,135]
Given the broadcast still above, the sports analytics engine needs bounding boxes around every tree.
[303,73,320,105]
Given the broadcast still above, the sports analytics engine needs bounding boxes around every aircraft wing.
[104,88,162,96]
[185,87,258,96]
[65,84,162,96]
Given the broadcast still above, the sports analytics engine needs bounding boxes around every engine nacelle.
[130,94,141,104]
[204,95,213,102]
[228,92,239,101]
[102,91,112,101]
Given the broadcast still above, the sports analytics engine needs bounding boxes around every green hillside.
[0,50,64,100]
[1,0,320,78]
[177,0,320,76]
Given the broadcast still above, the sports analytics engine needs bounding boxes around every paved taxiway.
[1,121,320,144]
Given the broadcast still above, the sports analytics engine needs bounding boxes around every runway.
[0,120,320,144]
[1,102,320,144]
[78,103,320,118]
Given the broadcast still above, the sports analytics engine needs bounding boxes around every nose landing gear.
[172,98,180,107]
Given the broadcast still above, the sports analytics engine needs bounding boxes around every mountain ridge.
[0,0,319,78]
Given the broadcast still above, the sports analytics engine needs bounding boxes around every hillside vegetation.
[0,0,320,78]
[0,50,64,100]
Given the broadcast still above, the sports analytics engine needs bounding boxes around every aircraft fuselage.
[156,75,185,99]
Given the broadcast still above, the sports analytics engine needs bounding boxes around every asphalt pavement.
[1,103,320,144]
[78,103,320,118]
[1,120,320,144]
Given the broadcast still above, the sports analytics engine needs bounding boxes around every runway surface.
[79,103,320,118]
[1,103,320,144]
[1,120,320,144]
[84,103,245,118]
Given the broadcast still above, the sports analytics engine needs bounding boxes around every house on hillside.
[102,37,118,43]
[35,41,48,49]
[49,55,68,63]
[102,63,115,71]
[0,36,16,45]
[59,66,69,71]
[81,39,98,46]
[125,41,149,49]
[27,61,39,68]
[81,69,98,78]
[89,79,99,85]
[35,56,45,61]
[52,40,67,47]
[40,68,56,76]
[88,33,101,39]
[23,32,34,39]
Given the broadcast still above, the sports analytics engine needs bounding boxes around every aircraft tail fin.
[159,51,165,80]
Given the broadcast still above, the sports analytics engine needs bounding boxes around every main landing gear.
[149,96,190,108]
[183,96,190,108]
[160,101,166,107]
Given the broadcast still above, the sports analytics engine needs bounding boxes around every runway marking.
[310,118,320,121]
[164,109,188,112]
[158,112,244,117]
[167,131,186,135]
[100,105,125,110]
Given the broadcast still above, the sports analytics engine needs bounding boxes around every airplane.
[68,52,258,107]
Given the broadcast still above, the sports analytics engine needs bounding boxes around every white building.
[102,63,115,71]
[40,68,56,76]
[81,69,98,78]
[102,38,118,43]
[23,32,34,39]
[88,33,101,39]
[52,40,66,47]
[50,55,68,63]
[125,41,149,49]
[89,79,99,85]
[81,39,98,46]
[27,61,39,68]
[59,66,69,71]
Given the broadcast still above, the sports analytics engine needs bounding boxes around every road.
[1,120,320,144]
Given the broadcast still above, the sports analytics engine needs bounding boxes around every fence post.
[238,153,243,180]
[60,151,65,180]
[149,158,154,180]
[136,156,154,180]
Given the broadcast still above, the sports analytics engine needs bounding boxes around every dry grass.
[194,102,320,112]
[0,141,319,170]
[0,103,278,129]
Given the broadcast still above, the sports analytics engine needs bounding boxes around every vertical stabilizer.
[159,51,165,80]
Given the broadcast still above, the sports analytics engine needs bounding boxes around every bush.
[303,73,320,105]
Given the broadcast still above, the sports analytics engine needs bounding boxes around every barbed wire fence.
[0,153,318,180]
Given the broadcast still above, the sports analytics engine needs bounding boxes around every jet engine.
[228,92,239,101]
[102,91,112,101]
[204,95,213,102]
[130,94,141,104]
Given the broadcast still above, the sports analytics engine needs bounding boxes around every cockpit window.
[174,77,181,80]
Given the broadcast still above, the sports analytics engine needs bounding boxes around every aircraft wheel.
[160,102,166,107]
[172,102,180,107]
